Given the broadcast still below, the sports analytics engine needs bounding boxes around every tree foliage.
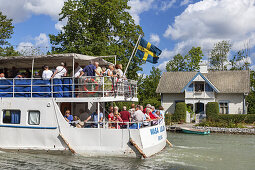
[138,67,161,108]
[49,0,144,79]
[209,40,231,70]
[0,11,19,56]
[166,47,203,72]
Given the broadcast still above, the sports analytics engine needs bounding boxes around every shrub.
[245,114,255,124]
[173,102,186,123]
[165,113,172,125]
[206,102,219,121]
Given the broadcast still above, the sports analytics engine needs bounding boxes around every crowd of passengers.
[0,61,125,80]
[64,104,165,129]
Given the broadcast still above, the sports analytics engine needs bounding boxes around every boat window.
[28,111,40,125]
[3,110,21,124]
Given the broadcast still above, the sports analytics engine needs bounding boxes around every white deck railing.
[0,76,138,98]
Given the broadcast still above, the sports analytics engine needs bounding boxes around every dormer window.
[195,82,204,92]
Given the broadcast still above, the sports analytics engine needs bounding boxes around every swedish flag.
[135,38,162,64]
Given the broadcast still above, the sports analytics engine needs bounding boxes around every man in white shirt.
[51,62,67,79]
[42,65,53,80]
[72,62,84,78]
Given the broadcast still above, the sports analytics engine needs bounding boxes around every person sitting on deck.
[42,65,53,80]
[129,105,144,129]
[73,62,84,78]
[143,108,152,127]
[15,72,24,78]
[33,71,41,78]
[51,62,67,79]
[0,73,6,79]
[70,116,83,128]
[120,106,130,128]
[84,109,103,128]
[64,110,73,123]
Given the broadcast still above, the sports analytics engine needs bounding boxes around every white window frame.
[28,110,40,125]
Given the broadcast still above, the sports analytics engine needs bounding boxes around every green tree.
[230,49,250,70]
[138,67,161,107]
[185,47,203,71]
[166,54,186,72]
[0,11,19,56]
[209,40,231,70]
[49,0,143,79]
[246,71,255,114]
[166,47,203,72]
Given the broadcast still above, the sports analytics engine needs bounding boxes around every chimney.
[199,61,208,73]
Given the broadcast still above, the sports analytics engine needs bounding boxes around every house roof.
[156,70,250,94]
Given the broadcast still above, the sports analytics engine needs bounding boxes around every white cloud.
[150,33,160,46]
[180,0,191,6]
[16,33,50,56]
[55,18,68,32]
[160,0,176,11]
[0,0,66,23]
[128,0,155,25]
[16,42,34,53]
[35,33,49,47]
[158,61,168,71]
[163,0,255,59]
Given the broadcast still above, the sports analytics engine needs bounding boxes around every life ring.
[83,78,99,94]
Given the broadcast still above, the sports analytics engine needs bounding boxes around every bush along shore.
[164,101,255,134]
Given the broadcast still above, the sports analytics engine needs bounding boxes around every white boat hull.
[0,98,167,158]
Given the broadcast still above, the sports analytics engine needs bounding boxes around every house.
[156,64,250,115]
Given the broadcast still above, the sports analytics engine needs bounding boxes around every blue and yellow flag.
[135,38,162,64]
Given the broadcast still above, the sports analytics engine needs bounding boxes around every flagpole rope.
[124,34,142,77]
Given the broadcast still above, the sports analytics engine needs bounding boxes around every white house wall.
[162,93,185,114]
[215,93,244,114]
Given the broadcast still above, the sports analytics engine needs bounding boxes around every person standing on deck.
[129,103,136,121]
[51,62,67,79]
[42,65,53,80]
[95,62,102,77]
[83,61,100,77]
[72,62,84,78]
[120,106,130,128]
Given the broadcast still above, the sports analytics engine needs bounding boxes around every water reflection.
[0,132,254,170]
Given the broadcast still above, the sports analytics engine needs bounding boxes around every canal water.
[0,132,254,170]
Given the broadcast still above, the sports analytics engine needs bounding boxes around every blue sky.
[1,0,255,75]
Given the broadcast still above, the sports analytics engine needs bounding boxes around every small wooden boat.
[181,127,210,135]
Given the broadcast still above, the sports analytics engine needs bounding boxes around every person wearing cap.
[51,62,67,79]
[42,65,53,80]
[33,71,41,78]
[143,104,152,113]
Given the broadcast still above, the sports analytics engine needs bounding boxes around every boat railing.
[0,76,138,98]
[71,118,164,129]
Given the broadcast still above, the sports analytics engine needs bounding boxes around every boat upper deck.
[0,76,138,102]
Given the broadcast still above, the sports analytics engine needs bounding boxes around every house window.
[3,110,21,124]
[219,102,228,114]
[28,111,40,125]
[195,82,204,92]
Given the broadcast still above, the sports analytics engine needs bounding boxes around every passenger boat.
[0,53,167,158]
[181,127,210,135]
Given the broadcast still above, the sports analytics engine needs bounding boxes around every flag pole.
[124,34,142,76]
